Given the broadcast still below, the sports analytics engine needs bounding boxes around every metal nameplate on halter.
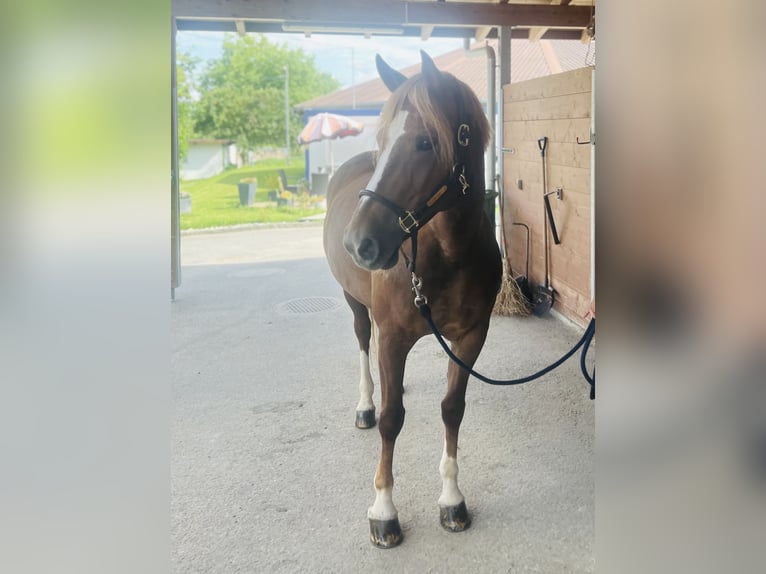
[426,185,448,208]
[398,211,419,234]
[457,124,470,147]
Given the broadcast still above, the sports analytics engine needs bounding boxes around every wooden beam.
[528,27,547,42]
[528,1,566,44]
[475,26,492,42]
[172,0,593,29]
[540,39,562,74]
[421,24,434,41]
[175,19,585,40]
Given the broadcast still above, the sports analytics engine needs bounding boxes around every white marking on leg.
[356,350,375,412]
[368,486,398,521]
[366,110,409,192]
[438,442,465,508]
[370,313,378,358]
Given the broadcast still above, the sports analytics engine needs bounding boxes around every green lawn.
[180,159,324,230]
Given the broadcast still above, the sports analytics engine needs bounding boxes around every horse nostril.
[357,237,379,263]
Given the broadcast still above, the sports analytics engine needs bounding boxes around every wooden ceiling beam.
[475,26,492,42]
[528,27,547,42]
[172,0,593,30]
[176,19,586,40]
[528,0,571,43]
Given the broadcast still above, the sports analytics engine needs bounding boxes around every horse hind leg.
[438,325,489,532]
[343,291,376,429]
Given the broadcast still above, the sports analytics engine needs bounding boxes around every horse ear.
[376,54,406,93]
[420,50,441,81]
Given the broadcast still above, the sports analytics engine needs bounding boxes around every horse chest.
[423,269,489,336]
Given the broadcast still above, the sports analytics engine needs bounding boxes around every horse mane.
[376,72,490,172]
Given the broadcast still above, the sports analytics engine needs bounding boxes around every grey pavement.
[172,226,594,573]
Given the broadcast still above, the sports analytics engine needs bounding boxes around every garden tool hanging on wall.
[531,136,561,316]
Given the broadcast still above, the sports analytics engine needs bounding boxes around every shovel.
[511,222,533,302]
[532,136,554,316]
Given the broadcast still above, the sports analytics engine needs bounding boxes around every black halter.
[358,122,472,273]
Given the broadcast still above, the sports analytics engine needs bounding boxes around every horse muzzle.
[343,226,401,271]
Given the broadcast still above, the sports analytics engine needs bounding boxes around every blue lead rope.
[419,304,596,400]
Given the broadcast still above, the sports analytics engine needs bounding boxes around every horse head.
[343,51,489,271]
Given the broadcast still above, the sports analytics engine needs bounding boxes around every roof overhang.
[172,0,594,41]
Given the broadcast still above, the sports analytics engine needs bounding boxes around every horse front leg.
[367,334,411,548]
[439,324,488,532]
[343,291,376,429]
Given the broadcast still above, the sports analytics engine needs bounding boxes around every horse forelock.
[376,74,487,173]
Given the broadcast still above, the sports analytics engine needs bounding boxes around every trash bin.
[238,181,257,206]
[180,192,192,214]
[311,172,329,196]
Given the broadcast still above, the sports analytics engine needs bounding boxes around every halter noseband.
[358,122,472,237]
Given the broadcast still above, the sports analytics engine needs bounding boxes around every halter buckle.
[458,172,469,195]
[398,211,419,234]
[453,164,470,195]
[457,124,470,147]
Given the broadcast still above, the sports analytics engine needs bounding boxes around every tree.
[176,51,198,162]
[194,35,339,164]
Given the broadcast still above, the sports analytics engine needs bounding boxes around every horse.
[323,50,502,548]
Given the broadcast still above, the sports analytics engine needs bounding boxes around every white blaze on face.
[438,441,465,507]
[356,350,374,412]
[366,110,409,192]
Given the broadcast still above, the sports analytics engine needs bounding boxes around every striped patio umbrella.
[298,113,364,175]
[297,112,364,145]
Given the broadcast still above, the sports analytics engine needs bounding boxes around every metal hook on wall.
[576,130,595,145]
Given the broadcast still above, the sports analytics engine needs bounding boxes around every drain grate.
[276,296,343,315]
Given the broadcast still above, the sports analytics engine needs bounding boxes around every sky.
[177,31,466,89]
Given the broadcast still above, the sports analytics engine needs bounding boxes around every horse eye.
[415,136,434,151]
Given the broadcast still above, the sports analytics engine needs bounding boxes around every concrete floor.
[172,224,594,573]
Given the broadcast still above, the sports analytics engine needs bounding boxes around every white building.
[180,138,236,180]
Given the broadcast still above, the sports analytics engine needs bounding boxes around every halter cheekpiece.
[359,121,473,238]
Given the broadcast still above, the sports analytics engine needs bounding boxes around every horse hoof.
[369,517,403,548]
[355,409,376,429]
[439,501,471,532]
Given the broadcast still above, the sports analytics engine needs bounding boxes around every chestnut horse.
[323,51,501,548]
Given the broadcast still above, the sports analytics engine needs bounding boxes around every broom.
[493,175,530,316]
